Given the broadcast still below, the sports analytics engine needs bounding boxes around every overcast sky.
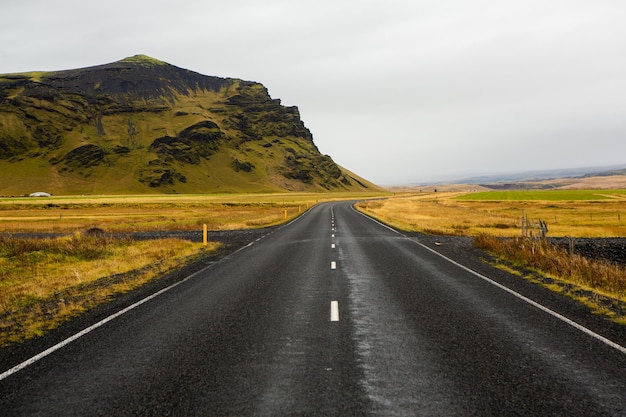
[1,0,625,185]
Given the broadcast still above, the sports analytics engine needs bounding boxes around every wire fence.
[521,210,548,239]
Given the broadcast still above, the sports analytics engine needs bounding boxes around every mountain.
[0,55,378,195]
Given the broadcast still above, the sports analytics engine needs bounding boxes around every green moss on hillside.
[0,56,378,195]
[119,55,167,66]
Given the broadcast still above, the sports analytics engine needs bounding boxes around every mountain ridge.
[0,55,378,195]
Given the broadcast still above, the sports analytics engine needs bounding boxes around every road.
[1,202,625,416]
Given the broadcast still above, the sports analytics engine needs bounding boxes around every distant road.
[1,202,625,416]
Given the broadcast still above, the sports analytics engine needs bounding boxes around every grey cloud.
[1,0,625,184]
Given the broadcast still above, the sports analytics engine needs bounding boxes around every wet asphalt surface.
[1,202,625,416]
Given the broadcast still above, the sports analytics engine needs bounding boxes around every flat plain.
[358,190,626,237]
[0,192,386,233]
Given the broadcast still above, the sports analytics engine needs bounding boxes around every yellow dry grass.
[356,192,626,237]
[0,192,387,233]
[0,235,219,346]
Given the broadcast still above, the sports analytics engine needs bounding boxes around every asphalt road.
[1,202,625,416]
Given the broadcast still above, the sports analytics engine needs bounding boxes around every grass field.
[357,190,626,237]
[0,192,387,233]
[456,189,626,201]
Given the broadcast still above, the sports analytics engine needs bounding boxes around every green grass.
[456,189,626,201]
[119,54,167,66]
[0,71,46,82]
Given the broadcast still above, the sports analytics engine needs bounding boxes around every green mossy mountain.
[0,55,378,194]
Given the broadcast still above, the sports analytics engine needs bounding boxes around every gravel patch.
[550,237,626,267]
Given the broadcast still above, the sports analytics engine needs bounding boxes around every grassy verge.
[0,234,220,346]
[474,235,626,324]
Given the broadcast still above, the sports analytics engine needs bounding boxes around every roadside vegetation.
[474,235,625,323]
[0,234,217,346]
[356,190,626,323]
[0,192,386,346]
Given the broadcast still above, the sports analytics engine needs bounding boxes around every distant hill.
[458,165,626,185]
[403,164,626,191]
[472,165,626,190]
[0,55,378,195]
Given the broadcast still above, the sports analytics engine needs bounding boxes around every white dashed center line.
[330,301,339,322]
[331,261,337,270]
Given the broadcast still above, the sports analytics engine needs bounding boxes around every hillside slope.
[0,55,378,195]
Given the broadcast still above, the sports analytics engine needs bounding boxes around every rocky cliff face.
[0,55,376,194]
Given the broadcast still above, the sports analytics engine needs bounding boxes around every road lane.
[335,202,626,416]
[0,203,368,416]
[1,201,625,416]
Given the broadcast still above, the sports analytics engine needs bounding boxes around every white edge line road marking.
[352,205,626,355]
[0,203,326,381]
[0,278,185,382]
[0,245,248,381]
[331,301,340,322]
[331,261,337,270]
